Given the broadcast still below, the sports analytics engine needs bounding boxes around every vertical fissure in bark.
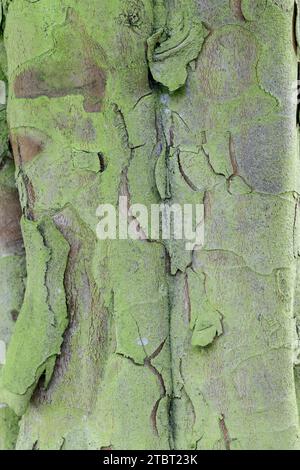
[218,414,231,451]
[13,137,35,221]
[293,1,298,55]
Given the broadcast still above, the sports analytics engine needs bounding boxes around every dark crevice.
[177,151,198,192]
[172,111,190,132]
[31,369,47,402]
[10,309,19,322]
[98,152,107,173]
[293,1,298,55]
[132,91,153,110]
[116,351,142,367]
[32,440,39,450]
[150,399,161,436]
[59,437,65,450]
[201,131,226,179]
[148,338,167,362]
[169,128,174,147]
[7,138,14,160]
[113,103,132,149]
[147,68,157,91]
[0,155,8,172]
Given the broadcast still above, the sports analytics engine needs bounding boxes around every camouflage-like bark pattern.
[0,0,299,450]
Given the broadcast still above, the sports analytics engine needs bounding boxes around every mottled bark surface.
[0,4,25,448]
[0,0,299,450]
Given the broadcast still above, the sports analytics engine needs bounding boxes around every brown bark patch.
[219,414,231,450]
[0,187,23,252]
[230,0,246,21]
[14,8,107,113]
[10,133,45,165]
[14,60,106,114]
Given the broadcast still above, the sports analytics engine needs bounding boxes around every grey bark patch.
[233,120,299,194]
[0,80,6,105]
[196,26,258,101]
[55,115,96,143]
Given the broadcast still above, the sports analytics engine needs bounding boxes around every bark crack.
[219,414,232,451]
[177,151,198,192]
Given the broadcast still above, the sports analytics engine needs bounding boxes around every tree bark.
[0,0,299,450]
[0,8,25,448]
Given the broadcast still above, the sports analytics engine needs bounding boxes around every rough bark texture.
[0,3,25,448]
[0,0,299,450]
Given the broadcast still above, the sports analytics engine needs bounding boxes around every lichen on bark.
[0,0,299,451]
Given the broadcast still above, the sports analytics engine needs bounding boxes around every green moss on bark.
[1,0,300,450]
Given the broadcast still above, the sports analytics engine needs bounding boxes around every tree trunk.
[0,0,299,450]
[0,8,25,448]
